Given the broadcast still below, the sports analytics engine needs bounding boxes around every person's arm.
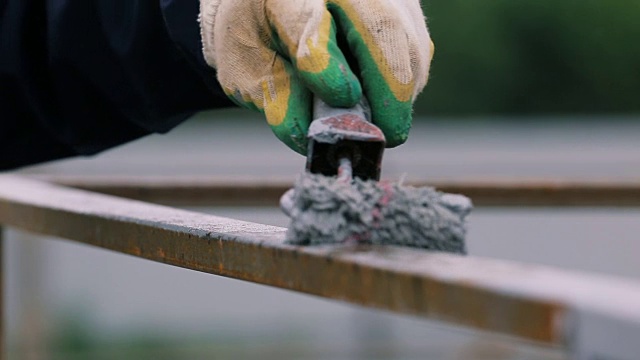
[1,0,434,170]
[0,0,232,170]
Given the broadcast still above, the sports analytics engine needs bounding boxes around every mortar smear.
[281,174,472,254]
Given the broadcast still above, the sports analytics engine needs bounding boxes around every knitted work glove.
[200,0,434,154]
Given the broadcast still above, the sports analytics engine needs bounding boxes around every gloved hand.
[199,0,434,154]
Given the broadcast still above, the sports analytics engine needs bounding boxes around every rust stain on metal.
[321,114,385,139]
[131,246,142,257]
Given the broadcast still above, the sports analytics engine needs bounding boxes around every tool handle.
[313,96,372,122]
[307,96,385,181]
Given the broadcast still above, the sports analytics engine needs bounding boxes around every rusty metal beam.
[37,175,640,208]
[1,175,640,357]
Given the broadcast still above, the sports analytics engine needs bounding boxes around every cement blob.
[280,173,472,254]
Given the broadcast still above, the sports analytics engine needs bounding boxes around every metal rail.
[38,175,640,207]
[1,175,640,359]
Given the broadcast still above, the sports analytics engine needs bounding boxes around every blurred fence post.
[1,226,4,360]
[16,231,47,360]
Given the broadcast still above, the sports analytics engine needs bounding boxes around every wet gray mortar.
[282,174,473,254]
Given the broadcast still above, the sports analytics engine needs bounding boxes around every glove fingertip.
[268,119,309,155]
[373,106,413,148]
[385,131,410,148]
[264,92,311,155]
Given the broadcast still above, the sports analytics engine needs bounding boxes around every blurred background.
[4,1,640,359]
[421,0,640,116]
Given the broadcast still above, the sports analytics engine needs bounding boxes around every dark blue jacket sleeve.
[0,0,233,170]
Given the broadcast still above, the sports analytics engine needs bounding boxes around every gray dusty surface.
[282,173,472,253]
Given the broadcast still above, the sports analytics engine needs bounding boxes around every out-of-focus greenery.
[14,311,314,360]
[417,0,640,115]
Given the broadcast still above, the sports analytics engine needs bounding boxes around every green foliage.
[417,0,640,115]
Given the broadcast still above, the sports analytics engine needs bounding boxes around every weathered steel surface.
[2,175,640,355]
[38,175,640,208]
